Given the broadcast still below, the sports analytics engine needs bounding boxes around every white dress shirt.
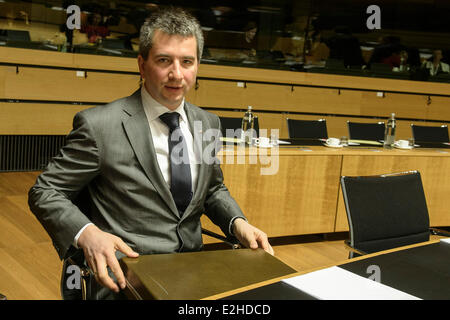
[140,86,200,192]
[423,60,450,76]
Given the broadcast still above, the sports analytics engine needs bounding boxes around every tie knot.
[159,112,180,131]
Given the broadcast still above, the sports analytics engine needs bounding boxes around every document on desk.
[282,266,421,300]
[440,238,450,245]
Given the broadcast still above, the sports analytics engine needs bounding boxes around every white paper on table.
[276,140,292,145]
[282,266,421,300]
[440,238,450,245]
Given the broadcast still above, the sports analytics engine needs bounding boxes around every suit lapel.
[121,90,179,218]
[183,102,210,217]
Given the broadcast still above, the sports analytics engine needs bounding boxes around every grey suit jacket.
[28,89,245,261]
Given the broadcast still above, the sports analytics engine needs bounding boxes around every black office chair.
[286,118,328,139]
[325,58,346,70]
[341,171,449,259]
[411,124,449,143]
[347,121,385,141]
[0,29,31,42]
[219,116,259,138]
[370,62,393,74]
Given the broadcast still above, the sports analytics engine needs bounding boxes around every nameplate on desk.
[281,266,421,300]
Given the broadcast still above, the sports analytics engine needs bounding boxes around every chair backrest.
[370,62,392,73]
[411,124,449,143]
[341,171,430,255]
[325,58,345,70]
[219,116,259,138]
[286,118,328,139]
[347,121,385,141]
[0,29,31,42]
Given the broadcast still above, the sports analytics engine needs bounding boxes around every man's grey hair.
[139,7,204,61]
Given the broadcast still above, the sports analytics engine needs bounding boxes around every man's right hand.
[77,225,139,293]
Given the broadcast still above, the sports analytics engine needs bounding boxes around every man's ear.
[137,55,145,78]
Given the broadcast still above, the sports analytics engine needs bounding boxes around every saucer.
[256,144,273,148]
[394,143,413,150]
[324,143,343,148]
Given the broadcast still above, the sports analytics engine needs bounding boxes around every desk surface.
[210,240,450,300]
[219,144,450,157]
[120,248,296,300]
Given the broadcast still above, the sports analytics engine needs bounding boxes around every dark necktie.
[159,112,193,215]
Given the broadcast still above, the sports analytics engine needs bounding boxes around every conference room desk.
[205,239,450,300]
[201,145,450,241]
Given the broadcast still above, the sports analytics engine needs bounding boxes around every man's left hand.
[232,218,274,255]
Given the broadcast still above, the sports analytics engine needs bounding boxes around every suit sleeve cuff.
[73,223,94,248]
[229,216,247,236]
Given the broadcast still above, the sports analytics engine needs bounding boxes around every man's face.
[138,30,198,110]
[433,50,442,61]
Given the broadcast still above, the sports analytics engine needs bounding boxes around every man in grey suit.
[28,7,273,299]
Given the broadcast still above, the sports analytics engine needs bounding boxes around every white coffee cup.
[396,139,409,148]
[254,137,271,148]
[326,137,340,146]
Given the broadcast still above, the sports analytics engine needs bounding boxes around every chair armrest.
[66,256,91,278]
[201,228,241,249]
[343,240,367,257]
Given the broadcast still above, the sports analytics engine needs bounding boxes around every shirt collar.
[140,86,187,124]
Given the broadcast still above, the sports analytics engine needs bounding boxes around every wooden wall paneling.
[0,65,13,98]
[360,91,428,119]
[83,72,140,102]
[2,47,450,95]
[72,53,138,73]
[4,66,140,103]
[195,79,246,109]
[304,72,450,96]
[255,113,285,136]
[185,81,197,105]
[392,120,414,140]
[290,86,363,115]
[426,96,450,121]
[0,47,74,69]
[201,152,343,238]
[335,154,450,232]
[0,102,92,135]
[206,110,245,118]
[243,82,295,111]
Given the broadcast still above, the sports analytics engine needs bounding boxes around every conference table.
[121,239,450,300]
[206,239,450,300]
[201,141,450,241]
